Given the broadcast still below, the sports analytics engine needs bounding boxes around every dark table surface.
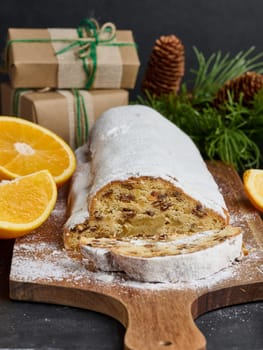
[1,239,262,350]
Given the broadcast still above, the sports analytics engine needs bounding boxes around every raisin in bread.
[64,105,242,281]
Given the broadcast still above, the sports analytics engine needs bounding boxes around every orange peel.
[243,169,263,213]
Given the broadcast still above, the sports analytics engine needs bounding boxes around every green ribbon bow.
[56,18,119,89]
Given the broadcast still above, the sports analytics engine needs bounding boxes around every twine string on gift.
[4,18,137,89]
[12,88,89,148]
[12,87,53,116]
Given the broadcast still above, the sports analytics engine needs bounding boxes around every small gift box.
[5,19,140,89]
[1,82,129,149]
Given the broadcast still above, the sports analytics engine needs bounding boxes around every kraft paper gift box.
[5,21,140,90]
[1,82,129,149]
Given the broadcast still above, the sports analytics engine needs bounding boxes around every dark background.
[0,1,263,349]
[1,0,263,99]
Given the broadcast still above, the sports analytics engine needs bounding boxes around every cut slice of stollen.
[79,225,242,283]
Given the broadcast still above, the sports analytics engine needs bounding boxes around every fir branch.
[135,90,262,172]
[249,89,263,132]
[191,47,263,104]
[136,46,263,172]
[205,128,260,170]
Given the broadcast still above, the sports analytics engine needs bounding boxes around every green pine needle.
[135,89,262,172]
[191,46,263,104]
[135,46,263,172]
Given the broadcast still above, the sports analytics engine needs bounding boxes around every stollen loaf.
[64,105,242,282]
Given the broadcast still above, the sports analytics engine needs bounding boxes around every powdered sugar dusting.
[230,211,258,226]
[11,241,88,285]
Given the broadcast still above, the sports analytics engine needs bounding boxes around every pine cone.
[214,71,263,106]
[141,35,185,96]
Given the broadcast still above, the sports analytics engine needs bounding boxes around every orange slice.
[0,116,76,186]
[243,169,263,212]
[0,170,57,239]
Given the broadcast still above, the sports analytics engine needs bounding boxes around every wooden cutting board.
[9,162,263,350]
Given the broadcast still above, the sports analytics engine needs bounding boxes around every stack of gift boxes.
[0,19,140,149]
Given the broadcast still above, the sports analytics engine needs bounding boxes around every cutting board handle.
[122,289,206,350]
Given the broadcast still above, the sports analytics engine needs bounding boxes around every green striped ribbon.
[5,18,137,89]
[12,88,28,115]
[72,89,89,147]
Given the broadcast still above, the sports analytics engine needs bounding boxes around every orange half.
[243,169,263,213]
[0,170,57,239]
[0,116,76,186]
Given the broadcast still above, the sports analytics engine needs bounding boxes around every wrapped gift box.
[5,26,140,89]
[1,83,129,149]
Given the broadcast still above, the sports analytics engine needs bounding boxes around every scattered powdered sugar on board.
[10,241,89,285]
[229,212,258,226]
[10,233,257,292]
[9,184,263,293]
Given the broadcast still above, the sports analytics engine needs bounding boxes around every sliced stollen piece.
[79,226,242,282]
[64,105,232,254]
